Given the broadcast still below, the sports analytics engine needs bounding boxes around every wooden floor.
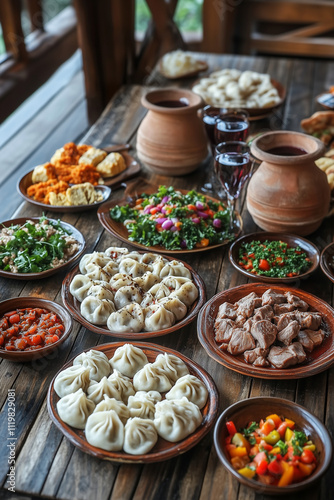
[0,50,89,221]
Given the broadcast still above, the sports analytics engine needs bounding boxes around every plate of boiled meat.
[197,283,334,379]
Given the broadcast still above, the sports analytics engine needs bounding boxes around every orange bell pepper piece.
[278,462,294,487]
[266,414,282,428]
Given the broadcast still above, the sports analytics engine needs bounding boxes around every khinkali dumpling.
[169,282,198,307]
[80,297,115,325]
[161,276,191,291]
[85,262,111,282]
[79,252,111,274]
[109,273,137,290]
[73,349,111,382]
[88,283,114,302]
[148,283,171,300]
[109,343,148,377]
[160,260,192,279]
[94,396,130,424]
[127,392,156,420]
[154,397,202,442]
[123,418,158,455]
[134,271,160,291]
[165,374,208,409]
[133,363,172,392]
[105,247,129,260]
[114,285,143,309]
[85,410,124,451]
[69,274,93,302]
[152,353,189,383]
[54,365,91,398]
[108,369,135,403]
[102,261,119,277]
[118,258,149,278]
[135,390,162,404]
[158,296,187,321]
[122,251,142,262]
[140,253,162,265]
[57,388,95,429]
[151,256,167,276]
[140,292,156,308]
[144,304,175,331]
[107,303,144,333]
[87,376,122,404]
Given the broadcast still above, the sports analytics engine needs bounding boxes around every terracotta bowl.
[0,297,73,362]
[229,232,320,283]
[0,217,86,280]
[197,283,334,379]
[62,253,206,340]
[214,397,333,495]
[320,242,334,283]
[48,341,219,463]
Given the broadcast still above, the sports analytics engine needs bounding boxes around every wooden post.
[202,0,235,53]
[26,0,44,32]
[0,0,27,61]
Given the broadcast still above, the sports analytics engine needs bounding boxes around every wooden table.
[0,53,333,500]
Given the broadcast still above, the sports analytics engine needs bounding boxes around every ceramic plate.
[158,59,209,80]
[193,78,285,121]
[320,242,334,283]
[61,253,206,340]
[197,283,334,379]
[97,178,242,255]
[229,232,320,283]
[0,297,73,362]
[47,341,219,463]
[0,217,85,280]
[17,151,140,212]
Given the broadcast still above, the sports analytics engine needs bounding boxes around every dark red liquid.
[215,117,249,144]
[155,99,188,108]
[214,152,252,198]
[203,114,217,144]
[266,146,307,156]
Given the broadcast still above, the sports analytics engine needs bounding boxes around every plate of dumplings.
[61,246,206,339]
[47,342,219,463]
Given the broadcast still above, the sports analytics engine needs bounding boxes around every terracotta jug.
[136,88,208,175]
[247,131,330,235]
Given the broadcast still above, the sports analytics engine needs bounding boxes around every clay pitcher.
[247,131,330,235]
[136,88,208,175]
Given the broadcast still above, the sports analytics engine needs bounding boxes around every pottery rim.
[251,130,325,165]
[141,88,204,114]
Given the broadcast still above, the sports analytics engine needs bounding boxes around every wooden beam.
[0,0,27,61]
[25,0,44,31]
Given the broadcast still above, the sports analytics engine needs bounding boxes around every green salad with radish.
[109,186,234,250]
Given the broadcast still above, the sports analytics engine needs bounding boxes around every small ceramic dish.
[320,241,334,283]
[97,178,242,255]
[47,341,219,463]
[316,92,334,110]
[214,396,332,495]
[0,297,73,362]
[197,283,334,379]
[17,150,140,212]
[229,232,320,283]
[0,217,85,280]
[158,59,209,80]
[61,253,206,340]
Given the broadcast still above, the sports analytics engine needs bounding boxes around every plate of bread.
[17,142,141,212]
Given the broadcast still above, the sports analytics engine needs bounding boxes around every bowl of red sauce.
[213,397,332,495]
[0,297,73,362]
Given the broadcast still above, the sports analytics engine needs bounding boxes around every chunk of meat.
[227,329,256,355]
[243,318,253,333]
[285,292,309,312]
[275,312,298,331]
[253,305,274,322]
[296,311,322,330]
[216,302,238,320]
[277,320,300,345]
[253,356,270,367]
[267,342,306,368]
[251,320,277,349]
[215,318,236,343]
[262,289,286,306]
[274,303,296,315]
[244,347,269,364]
[235,314,247,327]
[236,293,262,318]
[297,329,325,352]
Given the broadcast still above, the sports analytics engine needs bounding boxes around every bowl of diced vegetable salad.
[229,232,320,283]
[214,397,332,494]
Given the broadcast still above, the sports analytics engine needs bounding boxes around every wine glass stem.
[227,196,236,230]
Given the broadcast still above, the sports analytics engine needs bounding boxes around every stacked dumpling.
[55,345,208,455]
[69,247,199,333]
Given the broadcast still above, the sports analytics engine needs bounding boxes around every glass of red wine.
[214,141,252,230]
[214,109,249,145]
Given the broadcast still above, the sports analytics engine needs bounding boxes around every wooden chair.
[236,0,334,58]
